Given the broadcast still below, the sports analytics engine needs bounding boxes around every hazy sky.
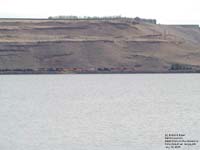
[0,0,199,24]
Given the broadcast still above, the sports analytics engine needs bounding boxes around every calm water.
[0,74,200,150]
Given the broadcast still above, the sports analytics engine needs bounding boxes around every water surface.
[0,74,200,150]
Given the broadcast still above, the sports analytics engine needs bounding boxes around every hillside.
[0,18,200,73]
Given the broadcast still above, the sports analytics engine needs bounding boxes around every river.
[0,74,200,150]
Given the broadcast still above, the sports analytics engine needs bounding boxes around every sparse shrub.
[170,64,192,70]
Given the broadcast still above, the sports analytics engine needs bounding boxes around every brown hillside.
[0,19,200,73]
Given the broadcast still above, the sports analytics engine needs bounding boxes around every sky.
[0,0,199,24]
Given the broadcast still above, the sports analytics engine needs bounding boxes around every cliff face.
[0,19,200,73]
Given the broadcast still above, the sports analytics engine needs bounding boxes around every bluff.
[0,18,200,73]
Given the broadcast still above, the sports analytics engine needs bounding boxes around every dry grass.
[0,19,199,71]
